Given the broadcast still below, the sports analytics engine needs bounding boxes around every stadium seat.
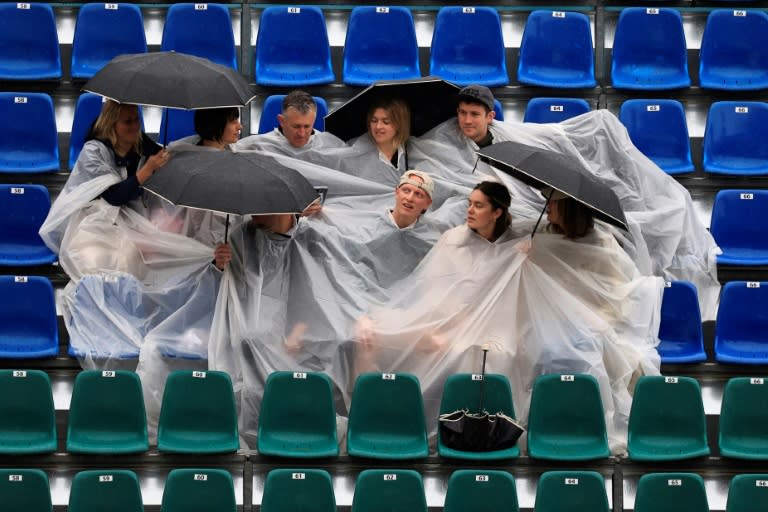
[258,94,328,134]
[67,370,148,454]
[699,9,768,90]
[254,6,334,86]
[0,184,57,266]
[0,3,61,79]
[160,468,236,512]
[524,97,590,124]
[714,281,768,363]
[628,376,710,461]
[351,469,427,512]
[437,373,520,460]
[347,372,429,460]
[68,470,143,512]
[619,99,694,175]
[0,92,60,173]
[443,470,519,512]
[343,6,420,86]
[261,468,337,512]
[157,370,239,453]
[0,370,56,454]
[518,11,596,88]
[258,371,338,458]
[159,109,196,146]
[493,99,504,121]
[429,6,508,87]
[656,281,706,363]
[634,473,709,512]
[527,374,610,460]
[161,3,237,69]
[703,102,768,176]
[0,276,58,359]
[71,3,147,79]
[0,469,52,512]
[611,8,690,90]
[69,93,104,169]
[719,377,768,459]
[533,471,609,512]
[725,474,768,512]
[710,190,768,266]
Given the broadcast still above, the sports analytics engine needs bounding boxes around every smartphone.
[314,186,328,205]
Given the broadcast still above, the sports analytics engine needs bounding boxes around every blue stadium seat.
[699,9,768,91]
[255,6,334,86]
[493,99,504,121]
[429,6,508,87]
[161,468,236,512]
[71,3,147,79]
[0,92,60,173]
[444,470,519,512]
[719,377,768,459]
[710,190,768,266]
[0,469,52,512]
[161,3,237,69]
[533,471,609,512]
[159,109,196,146]
[343,6,420,86]
[657,281,706,363]
[0,370,57,454]
[634,473,709,512]
[524,97,590,123]
[619,99,694,175]
[0,276,58,359]
[0,184,57,266]
[69,93,105,169]
[0,3,61,80]
[261,469,337,512]
[258,94,328,134]
[518,10,596,89]
[715,281,768,364]
[703,102,768,176]
[611,8,690,90]
[351,470,427,512]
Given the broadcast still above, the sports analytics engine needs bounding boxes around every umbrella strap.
[530,189,554,240]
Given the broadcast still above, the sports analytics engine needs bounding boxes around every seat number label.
[102,370,116,378]
[550,105,564,112]
[9,475,22,482]
[735,106,749,113]
[382,373,395,380]
[565,478,579,485]
[193,371,207,378]
[747,282,760,288]
[471,374,484,381]
[14,276,28,283]
[194,474,208,481]
[293,372,307,379]
[561,375,574,382]
[384,474,397,481]
[750,378,764,385]
[646,105,660,112]
[12,370,26,377]
[664,376,679,383]
[376,7,389,13]
[99,475,113,482]
[14,97,27,104]
[476,475,489,482]
[288,7,301,14]
[292,473,306,480]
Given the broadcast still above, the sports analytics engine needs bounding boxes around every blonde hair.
[367,97,411,149]
[91,100,142,155]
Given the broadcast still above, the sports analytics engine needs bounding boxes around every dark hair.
[194,107,240,142]
[549,197,595,239]
[473,181,511,240]
[282,90,317,115]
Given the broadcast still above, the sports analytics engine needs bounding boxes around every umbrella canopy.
[83,52,256,109]
[324,76,461,141]
[476,141,629,231]
[142,151,318,217]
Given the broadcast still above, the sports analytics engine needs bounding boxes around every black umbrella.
[142,151,318,242]
[324,76,461,142]
[476,141,629,234]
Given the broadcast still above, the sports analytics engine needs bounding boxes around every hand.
[301,200,323,217]
[284,322,308,354]
[214,243,232,270]
[148,148,171,172]
[355,315,377,349]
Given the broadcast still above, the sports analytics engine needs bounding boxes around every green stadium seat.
[0,369,56,454]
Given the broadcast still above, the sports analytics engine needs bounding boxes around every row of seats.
[0,369,238,454]
[3,3,768,89]
[0,467,236,512]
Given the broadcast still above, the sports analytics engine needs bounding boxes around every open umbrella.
[142,151,318,241]
[476,140,628,235]
[324,76,461,142]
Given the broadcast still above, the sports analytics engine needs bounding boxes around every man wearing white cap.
[389,169,434,229]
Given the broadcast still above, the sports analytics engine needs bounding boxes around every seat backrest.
[710,190,768,251]
[619,99,692,167]
[716,281,768,340]
[634,473,709,512]
[720,377,768,442]
[524,97,590,123]
[726,474,768,512]
[261,469,337,512]
[161,3,237,69]
[351,469,427,512]
[159,109,196,145]
[0,468,52,512]
[658,281,703,345]
[69,93,106,169]
[343,6,419,75]
[0,3,61,79]
[703,102,768,168]
[68,470,144,512]
[444,470,519,512]
[439,373,516,417]
[0,92,59,173]
[0,369,56,454]
[0,184,51,242]
[533,471,609,512]
[71,3,147,79]
[160,468,236,512]
[258,94,328,134]
[0,276,58,358]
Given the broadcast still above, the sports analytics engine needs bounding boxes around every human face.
[278,107,316,148]
[546,198,563,228]
[393,179,432,224]
[457,101,495,143]
[115,105,141,148]
[369,108,398,150]
[221,116,242,145]
[467,189,501,240]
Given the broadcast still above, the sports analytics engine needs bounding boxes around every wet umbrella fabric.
[324,76,461,142]
[476,140,629,231]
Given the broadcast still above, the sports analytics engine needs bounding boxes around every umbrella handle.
[224,214,230,244]
[530,188,554,240]
[478,344,489,412]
